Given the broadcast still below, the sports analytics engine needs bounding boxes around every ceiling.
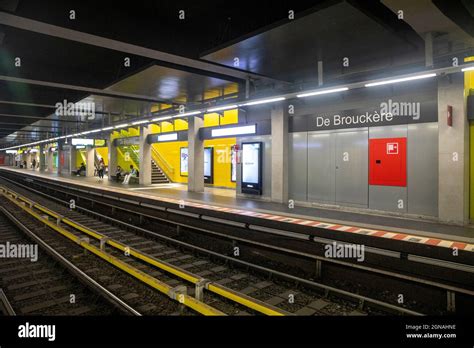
[0,0,473,147]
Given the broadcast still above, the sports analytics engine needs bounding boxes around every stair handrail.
[116,146,139,170]
[151,146,174,176]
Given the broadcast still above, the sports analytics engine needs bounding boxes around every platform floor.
[2,166,474,245]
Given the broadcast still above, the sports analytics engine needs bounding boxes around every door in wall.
[335,130,368,206]
[307,132,336,203]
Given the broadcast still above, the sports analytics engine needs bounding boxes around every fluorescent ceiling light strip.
[115,123,130,129]
[173,111,201,118]
[211,125,256,137]
[297,87,349,98]
[132,120,149,125]
[89,129,101,133]
[239,97,285,106]
[207,104,238,112]
[364,73,436,87]
[102,126,114,131]
[152,116,172,122]
[461,66,474,72]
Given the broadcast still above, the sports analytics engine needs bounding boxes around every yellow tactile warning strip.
[0,184,289,316]
[2,168,474,252]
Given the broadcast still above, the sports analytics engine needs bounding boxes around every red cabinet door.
[369,137,407,187]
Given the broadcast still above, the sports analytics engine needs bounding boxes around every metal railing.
[151,146,174,177]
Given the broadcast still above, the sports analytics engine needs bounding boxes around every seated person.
[122,165,138,184]
[115,165,123,182]
[73,163,86,176]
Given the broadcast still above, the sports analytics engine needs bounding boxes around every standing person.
[97,158,105,181]
[32,158,37,170]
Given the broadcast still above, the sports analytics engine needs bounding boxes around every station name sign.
[290,99,437,132]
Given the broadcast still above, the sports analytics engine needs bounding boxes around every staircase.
[151,160,169,184]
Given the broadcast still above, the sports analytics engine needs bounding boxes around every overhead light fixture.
[207,104,238,113]
[114,123,129,129]
[89,129,101,133]
[461,66,474,72]
[151,116,172,122]
[239,97,286,107]
[364,73,436,87]
[297,87,349,98]
[102,126,114,131]
[157,132,178,142]
[132,120,149,126]
[173,111,201,118]
[211,124,256,138]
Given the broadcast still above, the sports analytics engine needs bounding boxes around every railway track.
[0,175,448,316]
[0,206,136,315]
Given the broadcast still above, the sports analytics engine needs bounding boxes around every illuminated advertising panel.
[204,147,213,184]
[180,147,188,176]
[241,142,262,195]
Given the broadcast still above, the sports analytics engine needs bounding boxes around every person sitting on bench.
[115,165,123,182]
[74,163,86,176]
[122,165,138,184]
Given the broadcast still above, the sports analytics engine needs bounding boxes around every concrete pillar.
[271,105,289,203]
[85,147,95,177]
[139,125,152,185]
[38,144,46,172]
[438,73,469,224]
[57,142,63,174]
[46,148,54,173]
[108,135,117,180]
[70,148,77,174]
[187,116,204,192]
[26,152,32,169]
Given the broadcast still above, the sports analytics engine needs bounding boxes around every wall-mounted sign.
[290,99,438,132]
[72,138,106,147]
[211,124,256,138]
[180,147,188,177]
[231,146,237,182]
[94,139,106,147]
[157,132,178,142]
[114,137,139,147]
[241,142,262,195]
[72,138,94,146]
[204,147,213,184]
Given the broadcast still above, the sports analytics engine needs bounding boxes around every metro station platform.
[1,166,473,250]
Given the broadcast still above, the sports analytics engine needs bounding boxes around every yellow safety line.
[0,189,224,316]
[0,185,288,316]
